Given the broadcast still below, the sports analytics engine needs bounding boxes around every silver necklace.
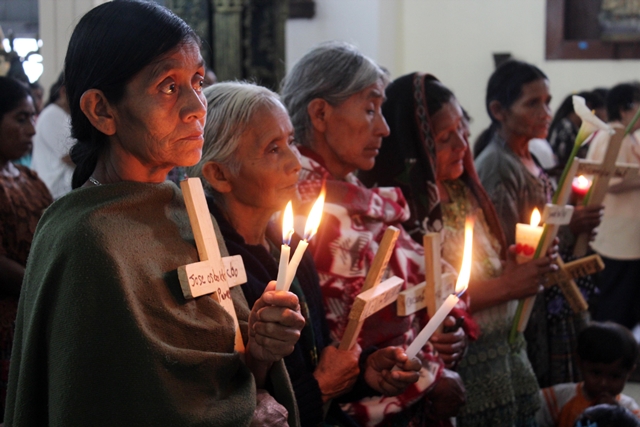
[89,176,101,186]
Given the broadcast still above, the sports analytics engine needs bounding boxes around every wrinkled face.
[321,80,390,177]
[110,40,207,172]
[433,99,468,182]
[225,103,300,213]
[500,78,552,140]
[0,96,36,163]
[580,358,630,401]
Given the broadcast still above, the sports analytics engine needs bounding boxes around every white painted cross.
[178,178,247,352]
[574,127,640,256]
[338,226,400,351]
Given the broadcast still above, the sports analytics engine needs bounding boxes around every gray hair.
[189,81,284,188]
[280,41,389,147]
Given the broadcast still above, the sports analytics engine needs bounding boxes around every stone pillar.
[212,0,245,82]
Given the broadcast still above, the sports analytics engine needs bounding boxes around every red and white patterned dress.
[295,147,473,427]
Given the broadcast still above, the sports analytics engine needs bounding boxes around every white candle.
[276,245,290,291]
[284,240,308,292]
[405,293,460,359]
[276,201,294,291]
[515,208,543,264]
[281,190,325,292]
[403,217,474,361]
[514,208,544,332]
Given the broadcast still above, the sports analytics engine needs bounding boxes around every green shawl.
[5,181,298,426]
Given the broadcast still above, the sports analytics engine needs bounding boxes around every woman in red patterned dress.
[0,76,52,421]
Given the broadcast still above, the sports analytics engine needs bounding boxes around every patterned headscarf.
[360,72,507,258]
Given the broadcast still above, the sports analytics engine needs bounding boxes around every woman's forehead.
[11,97,35,114]
[520,79,550,99]
[433,100,462,132]
[361,81,386,100]
[144,42,204,80]
[247,104,292,140]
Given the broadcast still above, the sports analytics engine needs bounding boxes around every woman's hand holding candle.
[248,281,305,361]
[430,316,467,369]
[246,281,306,386]
[500,244,556,300]
[364,347,421,396]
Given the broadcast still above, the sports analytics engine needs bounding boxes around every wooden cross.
[574,126,639,256]
[338,226,400,351]
[545,254,605,286]
[178,178,247,352]
[516,191,588,331]
[544,254,604,313]
[338,276,404,351]
[397,233,455,326]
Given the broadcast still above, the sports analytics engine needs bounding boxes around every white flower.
[573,95,613,146]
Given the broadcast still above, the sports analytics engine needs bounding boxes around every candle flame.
[530,208,541,227]
[575,175,591,189]
[455,216,474,295]
[304,188,325,241]
[282,201,294,245]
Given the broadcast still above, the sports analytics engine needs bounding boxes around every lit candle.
[572,175,591,198]
[276,201,294,291]
[515,208,543,265]
[512,208,545,337]
[404,217,474,360]
[283,190,325,292]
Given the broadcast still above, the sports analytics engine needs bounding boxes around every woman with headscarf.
[5,2,304,426]
[361,73,559,426]
[281,41,470,427]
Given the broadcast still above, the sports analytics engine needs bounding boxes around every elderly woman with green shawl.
[5,2,304,426]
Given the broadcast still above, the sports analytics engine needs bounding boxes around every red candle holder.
[572,175,591,204]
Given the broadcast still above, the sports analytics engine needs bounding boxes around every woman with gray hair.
[192,81,423,427]
[281,41,468,426]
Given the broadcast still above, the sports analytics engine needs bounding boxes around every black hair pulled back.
[606,83,640,122]
[474,60,547,158]
[0,76,31,122]
[65,0,198,188]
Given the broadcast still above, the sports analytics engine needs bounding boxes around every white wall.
[38,0,107,98]
[401,0,640,140]
[286,0,640,142]
[286,0,401,76]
